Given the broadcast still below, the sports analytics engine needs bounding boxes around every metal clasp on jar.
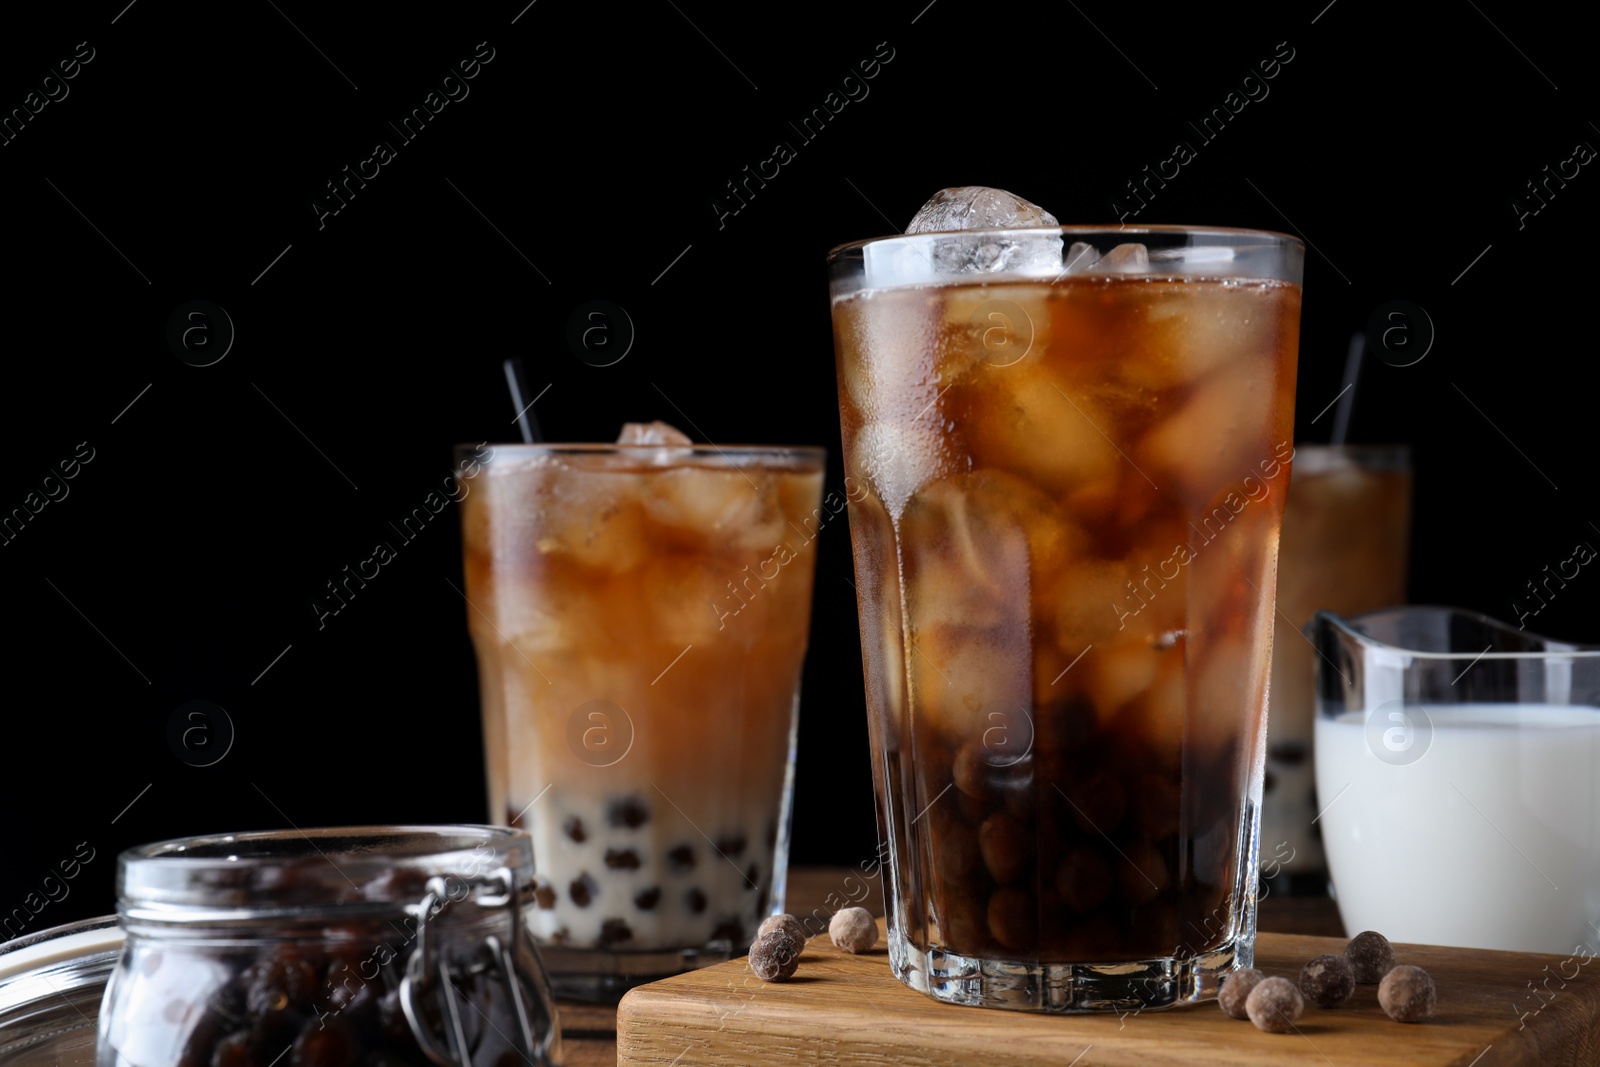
[399,866,561,1066]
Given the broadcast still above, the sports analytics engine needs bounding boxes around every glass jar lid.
[118,825,533,920]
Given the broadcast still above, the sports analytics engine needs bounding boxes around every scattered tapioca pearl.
[668,844,696,872]
[635,887,661,910]
[744,864,760,887]
[829,907,878,953]
[749,931,800,982]
[1345,931,1396,984]
[533,883,557,909]
[1379,965,1437,1023]
[605,849,641,870]
[608,797,650,828]
[715,833,747,857]
[712,919,745,943]
[599,919,633,947]
[1218,967,1264,1020]
[1245,977,1304,1033]
[564,816,587,843]
[570,873,597,908]
[758,914,808,944]
[1299,954,1355,1008]
[686,889,707,914]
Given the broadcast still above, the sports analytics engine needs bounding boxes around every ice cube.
[959,364,1118,496]
[1095,243,1149,273]
[1061,241,1101,274]
[1138,368,1271,499]
[914,623,1032,742]
[902,475,1034,633]
[641,466,782,548]
[617,421,692,446]
[907,187,1060,234]
[850,420,957,519]
[905,186,1063,276]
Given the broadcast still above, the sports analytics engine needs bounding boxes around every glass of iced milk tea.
[830,188,1302,1012]
[458,425,825,1000]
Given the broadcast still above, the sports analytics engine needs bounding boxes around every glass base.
[542,943,737,1003]
[890,929,1251,1013]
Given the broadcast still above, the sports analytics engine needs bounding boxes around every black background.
[2,0,1594,932]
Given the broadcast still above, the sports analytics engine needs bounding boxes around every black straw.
[503,357,544,444]
[1330,331,1363,448]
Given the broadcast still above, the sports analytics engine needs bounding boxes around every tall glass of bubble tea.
[458,424,825,1001]
[829,187,1303,1012]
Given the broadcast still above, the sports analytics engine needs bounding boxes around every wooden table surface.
[553,868,1345,1066]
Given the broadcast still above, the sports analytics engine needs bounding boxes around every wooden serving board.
[617,922,1600,1066]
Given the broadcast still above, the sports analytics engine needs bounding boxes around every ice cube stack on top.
[833,188,1300,962]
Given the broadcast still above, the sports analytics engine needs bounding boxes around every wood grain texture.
[550,867,886,1064]
[616,922,1600,1066]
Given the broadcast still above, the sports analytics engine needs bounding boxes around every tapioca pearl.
[564,816,587,843]
[533,882,558,909]
[1131,772,1180,839]
[952,744,995,801]
[711,918,745,943]
[1003,782,1037,823]
[979,812,1030,884]
[686,888,708,913]
[635,887,661,910]
[608,797,650,828]
[987,887,1037,950]
[743,864,760,887]
[956,789,991,823]
[934,819,982,884]
[599,919,633,947]
[715,833,747,857]
[604,849,642,869]
[939,889,988,953]
[570,873,597,907]
[668,844,696,872]
[1115,841,1168,905]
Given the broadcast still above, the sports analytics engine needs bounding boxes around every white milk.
[1316,703,1600,955]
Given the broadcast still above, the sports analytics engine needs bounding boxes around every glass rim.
[456,442,826,461]
[827,224,1305,261]
[1291,443,1412,473]
[1291,442,1411,455]
[1314,607,1600,661]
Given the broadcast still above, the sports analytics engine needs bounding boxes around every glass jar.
[0,916,124,1067]
[96,826,562,1067]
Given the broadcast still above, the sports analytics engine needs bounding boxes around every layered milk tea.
[460,442,824,974]
[835,275,1300,968]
